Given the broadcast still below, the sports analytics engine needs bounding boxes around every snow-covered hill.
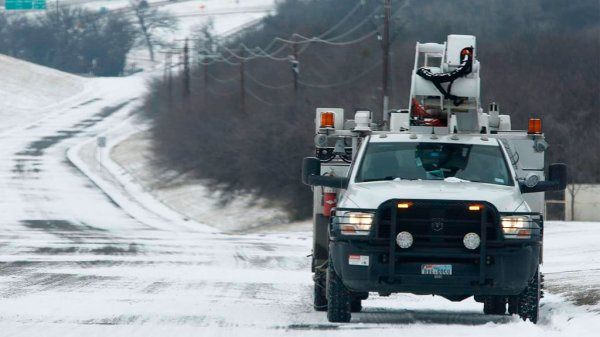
[0,54,85,132]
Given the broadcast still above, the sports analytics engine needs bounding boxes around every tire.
[483,296,507,315]
[517,269,542,324]
[350,298,362,313]
[313,270,328,312]
[326,257,351,322]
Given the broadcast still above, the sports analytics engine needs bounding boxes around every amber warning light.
[320,111,335,128]
[528,118,542,134]
[468,204,483,211]
[397,202,413,209]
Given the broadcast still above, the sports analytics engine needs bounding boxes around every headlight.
[501,215,532,239]
[339,212,374,236]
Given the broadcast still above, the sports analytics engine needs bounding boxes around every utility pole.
[166,51,173,103]
[183,38,190,99]
[197,49,209,105]
[239,47,246,115]
[382,0,391,123]
[163,53,168,82]
[202,58,208,104]
[291,42,299,93]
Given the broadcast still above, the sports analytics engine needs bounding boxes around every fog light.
[396,231,413,249]
[463,232,480,250]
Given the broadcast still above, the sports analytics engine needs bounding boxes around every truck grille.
[376,200,498,246]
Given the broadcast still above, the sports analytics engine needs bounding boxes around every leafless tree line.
[0,1,177,75]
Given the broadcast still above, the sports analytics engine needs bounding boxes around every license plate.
[421,264,452,275]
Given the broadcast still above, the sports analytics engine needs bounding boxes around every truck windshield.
[356,142,513,186]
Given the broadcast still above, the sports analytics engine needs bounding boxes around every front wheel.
[326,258,351,322]
[517,269,542,323]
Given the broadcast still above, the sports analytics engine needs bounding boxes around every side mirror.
[302,157,349,189]
[302,157,321,185]
[520,163,567,193]
[548,163,568,190]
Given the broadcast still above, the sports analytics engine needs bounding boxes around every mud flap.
[312,214,329,273]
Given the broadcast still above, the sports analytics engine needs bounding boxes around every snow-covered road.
[0,69,311,336]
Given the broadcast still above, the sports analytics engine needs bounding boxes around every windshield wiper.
[362,176,396,182]
[362,177,420,182]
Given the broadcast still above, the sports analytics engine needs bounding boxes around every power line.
[189,2,381,65]
[200,57,381,95]
[273,29,380,47]
[204,72,239,83]
[207,29,379,65]
[248,1,405,52]
[211,56,242,66]
[326,5,382,42]
[260,0,367,53]
[298,60,382,89]
[196,56,234,66]
[245,71,294,90]
[216,39,311,64]
[219,46,258,61]
[228,10,378,61]
[207,86,237,96]
[317,1,367,39]
[200,0,373,64]
[246,87,289,106]
[239,43,291,61]
[236,42,311,62]
[201,58,381,102]
[161,0,409,116]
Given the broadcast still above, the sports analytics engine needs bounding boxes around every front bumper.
[330,200,542,296]
[330,241,540,296]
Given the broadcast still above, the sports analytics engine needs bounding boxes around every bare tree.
[567,184,582,221]
[565,129,596,220]
[129,0,178,61]
[191,19,217,57]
